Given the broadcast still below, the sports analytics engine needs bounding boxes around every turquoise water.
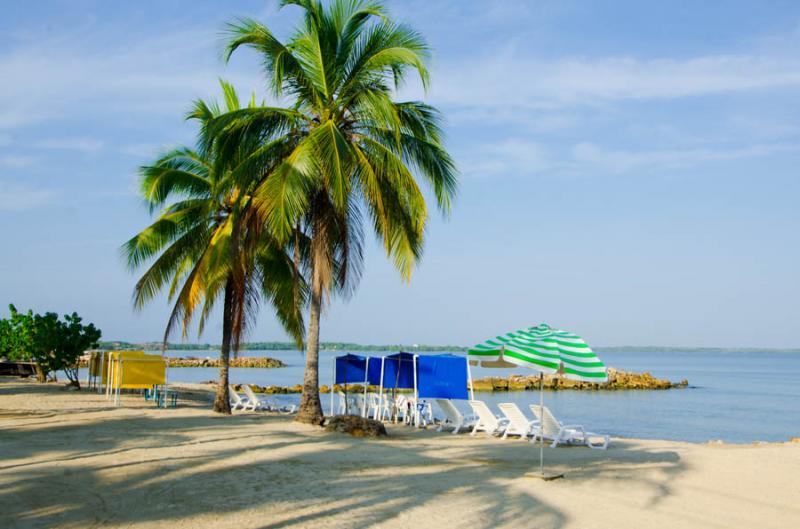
[84,348,800,443]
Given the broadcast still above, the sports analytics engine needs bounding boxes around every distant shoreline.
[98,341,800,354]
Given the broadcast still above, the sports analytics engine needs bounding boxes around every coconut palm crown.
[123,81,306,413]
[216,0,457,424]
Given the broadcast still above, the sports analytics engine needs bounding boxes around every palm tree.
[123,81,306,414]
[217,0,457,424]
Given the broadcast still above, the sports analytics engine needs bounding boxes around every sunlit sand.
[1,378,798,529]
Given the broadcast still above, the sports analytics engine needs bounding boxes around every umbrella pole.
[530,372,563,480]
[539,372,545,475]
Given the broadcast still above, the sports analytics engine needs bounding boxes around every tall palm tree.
[217,0,457,424]
[123,81,306,414]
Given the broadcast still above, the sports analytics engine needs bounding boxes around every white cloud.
[459,138,800,178]
[119,142,165,158]
[431,52,800,110]
[34,137,105,153]
[0,154,37,168]
[0,182,56,211]
[0,27,261,131]
[460,138,551,176]
[571,142,800,173]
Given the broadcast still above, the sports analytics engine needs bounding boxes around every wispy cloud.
[431,52,800,111]
[0,26,261,131]
[34,137,105,153]
[119,142,166,158]
[460,139,552,177]
[571,142,800,173]
[460,138,800,177]
[0,154,37,168]
[0,182,56,211]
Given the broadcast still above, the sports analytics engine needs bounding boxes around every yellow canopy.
[107,351,166,390]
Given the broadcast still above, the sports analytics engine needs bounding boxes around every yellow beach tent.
[104,351,168,406]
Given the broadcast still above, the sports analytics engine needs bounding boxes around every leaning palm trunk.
[125,82,306,416]
[212,279,234,414]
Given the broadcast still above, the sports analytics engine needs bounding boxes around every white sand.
[1,377,798,529]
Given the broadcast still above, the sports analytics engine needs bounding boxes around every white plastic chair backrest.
[335,391,346,412]
[367,392,381,407]
[339,392,361,414]
[468,400,498,427]
[228,385,243,404]
[529,405,561,437]
[498,402,531,429]
[243,385,262,404]
[436,399,462,423]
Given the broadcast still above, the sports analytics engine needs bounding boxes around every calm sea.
[84,348,800,443]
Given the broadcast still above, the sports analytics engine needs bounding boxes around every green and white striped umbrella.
[468,324,607,382]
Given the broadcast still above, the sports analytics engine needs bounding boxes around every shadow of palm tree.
[0,378,685,529]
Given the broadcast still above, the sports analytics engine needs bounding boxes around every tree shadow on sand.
[0,379,686,529]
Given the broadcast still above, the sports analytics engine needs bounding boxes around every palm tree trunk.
[295,277,324,424]
[296,222,325,424]
[212,278,234,414]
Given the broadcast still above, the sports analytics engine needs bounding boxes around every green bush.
[0,304,101,387]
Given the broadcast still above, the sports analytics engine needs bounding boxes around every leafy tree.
[1,305,34,363]
[56,313,102,387]
[0,314,15,360]
[1,304,101,386]
[123,82,307,414]
[218,0,457,423]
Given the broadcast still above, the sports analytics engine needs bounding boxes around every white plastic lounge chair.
[468,400,509,437]
[243,385,296,414]
[366,392,382,419]
[370,392,392,421]
[404,396,433,427]
[336,391,363,416]
[242,384,270,410]
[497,402,538,439]
[336,391,348,415]
[436,399,478,434]
[529,404,609,449]
[349,393,364,416]
[393,394,409,423]
[269,395,297,414]
[229,385,251,411]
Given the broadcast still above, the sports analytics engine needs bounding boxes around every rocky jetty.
[238,368,687,394]
[78,356,285,368]
[234,383,304,394]
[325,415,387,437]
[168,357,286,368]
[471,368,687,391]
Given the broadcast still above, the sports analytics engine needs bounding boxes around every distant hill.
[97,341,468,352]
[97,341,799,354]
[597,345,800,354]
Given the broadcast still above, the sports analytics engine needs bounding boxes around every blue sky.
[1,1,799,348]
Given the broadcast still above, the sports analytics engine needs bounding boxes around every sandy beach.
[1,377,798,529]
